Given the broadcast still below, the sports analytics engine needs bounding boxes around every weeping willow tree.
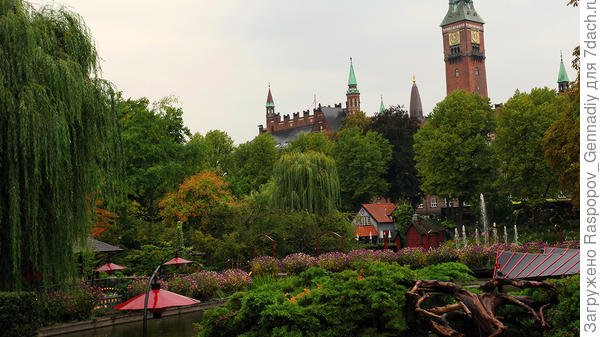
[0,0,121,290]
[271,151,340,214]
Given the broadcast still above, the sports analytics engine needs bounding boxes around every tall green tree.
[414,91,495,225]
[271,152,340,214]
[494,88,566,200]
[229,133,279,196]
[370,105,422,204]
[0,1,121,290]
[201,130,234,174]
[118,97,190,220]
[543,89,580,206]
[334,128,392,210]
[285,132,335,156]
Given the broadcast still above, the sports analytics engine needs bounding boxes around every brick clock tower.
[441,0,488,98]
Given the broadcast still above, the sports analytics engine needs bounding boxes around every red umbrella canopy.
[95,262,127,273]
[114,288,199,311]
[163,257,193,266]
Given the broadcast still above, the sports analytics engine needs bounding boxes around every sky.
[36,0,579,144]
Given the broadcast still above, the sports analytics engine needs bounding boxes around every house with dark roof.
[352,203,397,243]
[406,220,444,249]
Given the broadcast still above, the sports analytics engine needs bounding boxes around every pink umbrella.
[95,262,126,274]
[163,257,193,266]
[114,283,199,317]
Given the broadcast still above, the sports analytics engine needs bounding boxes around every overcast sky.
[37,0,579,144]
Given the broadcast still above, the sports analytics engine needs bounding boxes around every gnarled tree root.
[406,279,557,337]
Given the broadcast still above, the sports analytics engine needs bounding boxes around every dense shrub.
[191,271,225,300]
[249,256,281,275]
[415,262,475,282]
[197,262,415,337]
[316,252,350,271]
[282,253,317,274]
[41,283,103,323]
[544,275,579,337]
[457,245,490,269]
[0,292,42,337]
[167,275,198,298]
[221,269,252,293]
[396,247,426,268]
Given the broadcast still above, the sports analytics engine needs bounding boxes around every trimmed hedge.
[0,292,42,337]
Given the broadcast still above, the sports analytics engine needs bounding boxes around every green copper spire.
[441,0,485,27]
[266,85,275,108]
[379,95,385,113]
[347,57,359,94]
[557,54,570,83]
[348,57,357,86]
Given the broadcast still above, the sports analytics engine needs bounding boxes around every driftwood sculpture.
[406,278,558,337]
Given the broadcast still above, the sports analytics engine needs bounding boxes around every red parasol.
[95,262,127,273]
[162,257,193,266]
[114,283,199,317]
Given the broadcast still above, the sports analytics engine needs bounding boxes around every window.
[474,67,479,76]
[431,198,437,208]
[360,216,369,226]
[450,46,461,55]
[455,69,460,77]
[472,45,480,54]
[418,203,424,209]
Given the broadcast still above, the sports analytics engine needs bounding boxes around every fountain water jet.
[462,225,467,247]
[455,228,460,249]
[503,226,508,244]
[475,228,480,245]
[514,225,519,245]
[480,194,489,246]
[492,222,498,244]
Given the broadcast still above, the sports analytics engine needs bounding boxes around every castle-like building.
[257,0,569,154]
[258,58,425,147]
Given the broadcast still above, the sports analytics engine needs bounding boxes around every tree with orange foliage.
[159,171,235,229]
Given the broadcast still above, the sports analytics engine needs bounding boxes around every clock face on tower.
[471,30,480,44]
[449,31,460,46]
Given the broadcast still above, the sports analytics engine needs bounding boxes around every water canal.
[55,311,204,337]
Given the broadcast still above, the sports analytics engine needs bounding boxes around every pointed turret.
[346,58,361,115]
[409,76,424,122]
[557,53,570,93]
[379,95,385,114]
[266,85,275,116]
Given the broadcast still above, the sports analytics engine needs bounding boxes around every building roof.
[410,221,443,235]
[494,248,579,279]
[441,0,485,27]
[356,225,378,237]
[558,56,570,83]
[409,78,424,121]
[362,203,396,223]
[74,237,123,253]
[270,125,314,147]
[266,87,275,108]
[321,106,346,132]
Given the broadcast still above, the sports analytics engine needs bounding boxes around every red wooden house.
[406,221,444,249]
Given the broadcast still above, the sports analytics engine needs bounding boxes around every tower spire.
[266,84,275,116]
[346,57,361,115]
[379,95,385,114]
[557,51,570,93]
[410,77,424,122]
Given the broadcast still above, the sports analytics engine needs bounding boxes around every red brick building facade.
[441,0,488,98]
